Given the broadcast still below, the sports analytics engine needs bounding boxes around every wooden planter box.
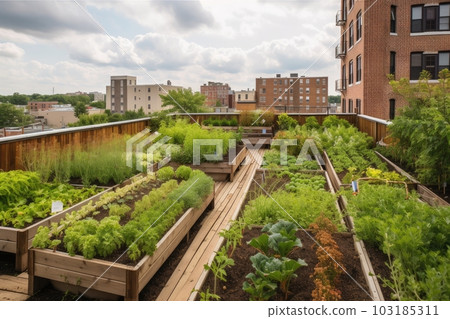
[323,150,351,192]
[202,126,273,146]
[170,146,248,182]
[0,188,115,272]
[375,151,448,207]
[28,191,215,301]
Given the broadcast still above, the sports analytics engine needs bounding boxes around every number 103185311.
[373,305,439,316]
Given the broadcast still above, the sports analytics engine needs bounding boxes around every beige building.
[235,89,257,111]
[34,108,104,128]
[105,76,183,114]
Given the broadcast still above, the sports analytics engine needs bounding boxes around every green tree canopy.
[89,101,106,109]
[74,102,88,118]
[328,95,341,104]
[160,88,207,113]
[0,103,33,128]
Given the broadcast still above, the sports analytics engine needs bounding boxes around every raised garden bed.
[202,126,273,147]
[169,146,248,182]
[28,175,215,300]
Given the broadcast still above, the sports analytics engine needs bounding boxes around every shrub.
[239,110,257,126]
[322,115,350,128]
[305,116,320,130]
[277,113,298,130]
[175,165,193,180]
[156,166,175,181]
[229,118,238,126]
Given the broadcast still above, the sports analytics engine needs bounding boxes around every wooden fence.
[0,118,149,172]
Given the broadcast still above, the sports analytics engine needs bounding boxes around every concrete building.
[34,107,104,128]
[27,101,58,112]
[235,89,257,111]
[200,82,232,107]
[89,91,105,102]
[256,74,329,113]
[105,76,182,114]
[336,0,450,119]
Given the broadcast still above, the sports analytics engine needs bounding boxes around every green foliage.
[160,88,207,113]
[322,115,350,128]
[69,110,147,127]
[198,288,221,301]
[305,116,320,130]
[346,183,450,300]
[156,166,175,181]
[386,69,450,191]
[283,172,326,192]
[242,189,340,229]
[243,272,277,301]
[219,219,245,257]
[203,117,238,127]
[0,103,33,128]
[328,95,341,104]
[74,102,88,118]
[204,246,235,294]
[108,203,131,218]
[277,113,298,130]
[175,165,193,180]
[0,171,99,228]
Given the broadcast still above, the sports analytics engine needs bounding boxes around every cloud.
[0,1,99,38]
[0,42,25,59]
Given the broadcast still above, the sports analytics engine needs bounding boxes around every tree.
[328,95,341,104]
[89,101,106,109]
[0,103,33,128]
[74,102,88,118]
[387,69,449,193]
[160,88,206,113]
[9,92,29,105]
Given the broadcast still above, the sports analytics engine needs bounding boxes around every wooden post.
[16,230,28,272]
[125,269,139,301]
[28,249,49,295]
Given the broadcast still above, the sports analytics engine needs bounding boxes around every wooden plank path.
[0,272,29,301]
[156,149,264,301]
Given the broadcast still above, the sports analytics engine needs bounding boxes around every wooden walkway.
[0,272,29,301]
[156,149,263,301]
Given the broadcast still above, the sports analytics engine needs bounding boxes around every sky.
[0,0,341,96]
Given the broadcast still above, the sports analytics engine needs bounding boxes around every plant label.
[51,200,64,213]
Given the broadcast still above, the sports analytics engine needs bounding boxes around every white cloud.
[0,42,25,59]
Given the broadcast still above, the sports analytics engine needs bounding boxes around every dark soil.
[364,244,393,301]
[0,252,19,276]
[200,228,372,301]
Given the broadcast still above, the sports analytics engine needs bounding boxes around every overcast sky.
[0,0,341,96]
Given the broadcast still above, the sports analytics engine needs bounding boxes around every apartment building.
[105,76,182,114]
[200,82,232,107]
[28,101,58,112]
[235,89,257,111]
[255,74,329,113]
[336,0,450,119]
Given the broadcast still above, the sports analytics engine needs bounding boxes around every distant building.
[89,91,105,102]
[34,107,104,128]
[235,89,257,111]
[200,82,232,107]
[28,101,58,112]
[256,74,329,113]
[65,91,89,97]
[335,0,450,119]
[105,76,183,114]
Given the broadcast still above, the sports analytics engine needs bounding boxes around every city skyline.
[0,0,340,95]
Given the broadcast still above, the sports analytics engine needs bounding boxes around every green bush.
[156,166,175,181]
[175,165,193,180]
[229,118,238,126]
[305,116,320,130]
[322,115,350,128]
[277,113,298,130]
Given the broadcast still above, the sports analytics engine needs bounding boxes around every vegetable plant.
[204,246,235,295]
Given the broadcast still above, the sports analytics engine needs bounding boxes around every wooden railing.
[0,118,150,171]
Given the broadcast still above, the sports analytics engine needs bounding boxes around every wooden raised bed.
[375,151,448,207]
[0,187,114,272]
[323,150,351,191]
[170,146,248,182]
[190,168,384,301]
[202,126,273,147]
[28,190,215,301]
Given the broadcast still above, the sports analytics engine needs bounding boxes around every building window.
[306,96,310,103]
[316,79,320,84]
[342,64,346,86]
[322,96,326,103]
[342,98,346,113]
[316,96,320,103]
[410,52,449,80]
[306,87,310,93]
[316,88,320,94]
[348,99,353,113]
[390,51,396,76]
[300,87,303,93]
[289,88,293,94]
[134,96,136,100]
[148,96,151,101]
[349,60,354,84]
[349,21,354,47]
[439,52,450,72]
[356,99,361,114]
[300,79,303,84]
[322,78,326,85]
[148,104,151,109]
[390,6,397,33]
[306,79,310,84]
[134,88,136,92]
[389,99,396,119]
[274,80,277,85]
[148,88,151,93]
[245,94,248,99]
[262,79,266,85]
[260,88,266,94]
[441,3,450,30]
[412,4,450,32]
[349,0,354,12]
[356,11,362,40]
[410,52,423,79]
[356,55,362,82]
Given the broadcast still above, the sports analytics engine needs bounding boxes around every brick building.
[105,76,182,114]
[200,82,231,107]
[336,0,450,119]
[256,74,328,113]
[235,89,257,111]
[28,101,58,112]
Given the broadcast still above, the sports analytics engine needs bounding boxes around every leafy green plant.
[242,272,277,301]
[198,288,221,301]
[305,116,320,130]
[175,165,193,180]
[156,166,175,181]
[204,247,235,295]
[219,219,245,257]
[277,113,298,130]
